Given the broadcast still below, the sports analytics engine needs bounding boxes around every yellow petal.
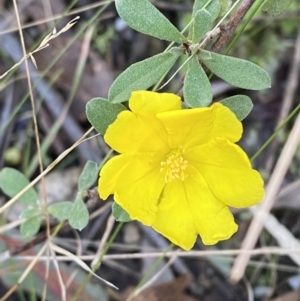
[130,91,182,150]
[113,152,166,225]
[152,165,238,249]
[185,166,238,245]
[157,103,242,149]
[129,91,182,116]
[104,91,181,154]
[98,154,130,200]
[152,181,197,250]
[104,110,168,154]
[186,138,264,208]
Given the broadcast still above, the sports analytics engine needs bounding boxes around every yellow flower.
[99,91,264,250]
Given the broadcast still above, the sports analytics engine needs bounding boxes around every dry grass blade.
[37,16,79,49]
[49,243,66,301]
[0,1,114,35]
[41,247,51,301]
[9,246,300,262]
[0,16,79,80]
[13,0,51,243]
[0,219,25,234]
[50,243,118,290]
[92,214,115,268]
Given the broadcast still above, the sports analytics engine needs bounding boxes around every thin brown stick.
[211,0,255,53]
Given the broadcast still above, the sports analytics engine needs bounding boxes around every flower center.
[160,146,188,183]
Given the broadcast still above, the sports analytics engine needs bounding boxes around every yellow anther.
[160,146,188,183]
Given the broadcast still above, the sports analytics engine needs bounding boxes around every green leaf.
[86,98,126,135]
[220,95,253,120]
[112,202,132,222]
[20,207,42,239]
[262,0,293,16]
[183,56,212,108]
[193,0,220,21]
[219,0,232,17]
[115,0,185,43]
[48,201,73,221]
[108,52,178,103]
[0,167,38,205]
[20,216,42,239]
[78,161,99,191]
[20,208,41,219]
[198,50,271,90]
[169,46,185,57]
[191,9,212,43]
[69,198,89,230]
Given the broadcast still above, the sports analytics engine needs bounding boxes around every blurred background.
[0,0,300,300]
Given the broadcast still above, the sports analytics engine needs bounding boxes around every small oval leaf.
[48,201,73,221]
[193,0,220,21]
[220,95,253,120]
[69,198,89,231]
[20,208,41,219]
[184,56,212,108]
[86,98,126,134]
[112,202,132,222]
[115,0,185,43]
[20,217,42,239]
[198,50,271,90]
[262,0,293,17]
[108,52,178,103]
[78,161,99,191]
[191,9,212,43]
[169,46,185,57]
[0,168,38,205]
